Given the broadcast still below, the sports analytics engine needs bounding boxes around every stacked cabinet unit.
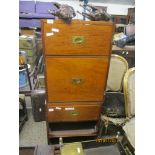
[41,20,114,143]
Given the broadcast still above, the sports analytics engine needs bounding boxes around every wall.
[90,3,134,15]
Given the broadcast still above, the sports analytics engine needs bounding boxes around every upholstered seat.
[122,67,135,148]
[123,68,135,118]
[106,54,128,91]
[123,117,135,148]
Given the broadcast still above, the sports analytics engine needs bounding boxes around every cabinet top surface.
[41,19,114,26]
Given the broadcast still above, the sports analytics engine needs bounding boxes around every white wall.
[90,3,134,15]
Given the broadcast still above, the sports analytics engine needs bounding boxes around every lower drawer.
[47,103,102,122]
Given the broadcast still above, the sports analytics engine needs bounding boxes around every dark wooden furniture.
[19,95,28,132]
[41,19,114,143]
[31,90,46,122]
[128,8,135,24]
[111,15,129,24]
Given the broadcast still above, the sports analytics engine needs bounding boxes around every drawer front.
[47,103,102,122]
[45,56,109,102]
[42,20,113,55]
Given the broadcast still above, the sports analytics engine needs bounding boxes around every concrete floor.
[19,109,47,146]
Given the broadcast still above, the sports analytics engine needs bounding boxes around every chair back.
[123,67,135,117]
[106,54,128,91]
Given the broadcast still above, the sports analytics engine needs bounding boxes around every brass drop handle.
[72,36,85,44]
[70,111,79,116]
[71,78,83,85]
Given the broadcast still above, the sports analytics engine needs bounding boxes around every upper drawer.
[41,20,114,56]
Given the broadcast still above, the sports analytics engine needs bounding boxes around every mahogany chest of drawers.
[41,19,114,143]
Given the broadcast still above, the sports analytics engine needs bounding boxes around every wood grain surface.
[47,103,102,122]
[42,20,114,55]
[45,56,109,102]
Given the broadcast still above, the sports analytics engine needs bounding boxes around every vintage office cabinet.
[41,19,114,143]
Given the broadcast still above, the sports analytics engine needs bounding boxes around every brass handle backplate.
[70,111,79,116]
[72,36,85,44]
[71,78,83,85]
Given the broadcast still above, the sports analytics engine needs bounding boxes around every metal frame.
[83,0,89,20]
[123,67,135,117]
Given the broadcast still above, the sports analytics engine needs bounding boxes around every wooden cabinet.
[41,19,114,143]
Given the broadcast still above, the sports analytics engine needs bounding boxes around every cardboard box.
[20,47,36,57]
[20,29,35,35]
[27,55,37,64]
[19,35,36,49]
[36,38,43,52]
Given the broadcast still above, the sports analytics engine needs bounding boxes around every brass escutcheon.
[71,78,83,85]
[70,111,79,116]
[72,36,85,44]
